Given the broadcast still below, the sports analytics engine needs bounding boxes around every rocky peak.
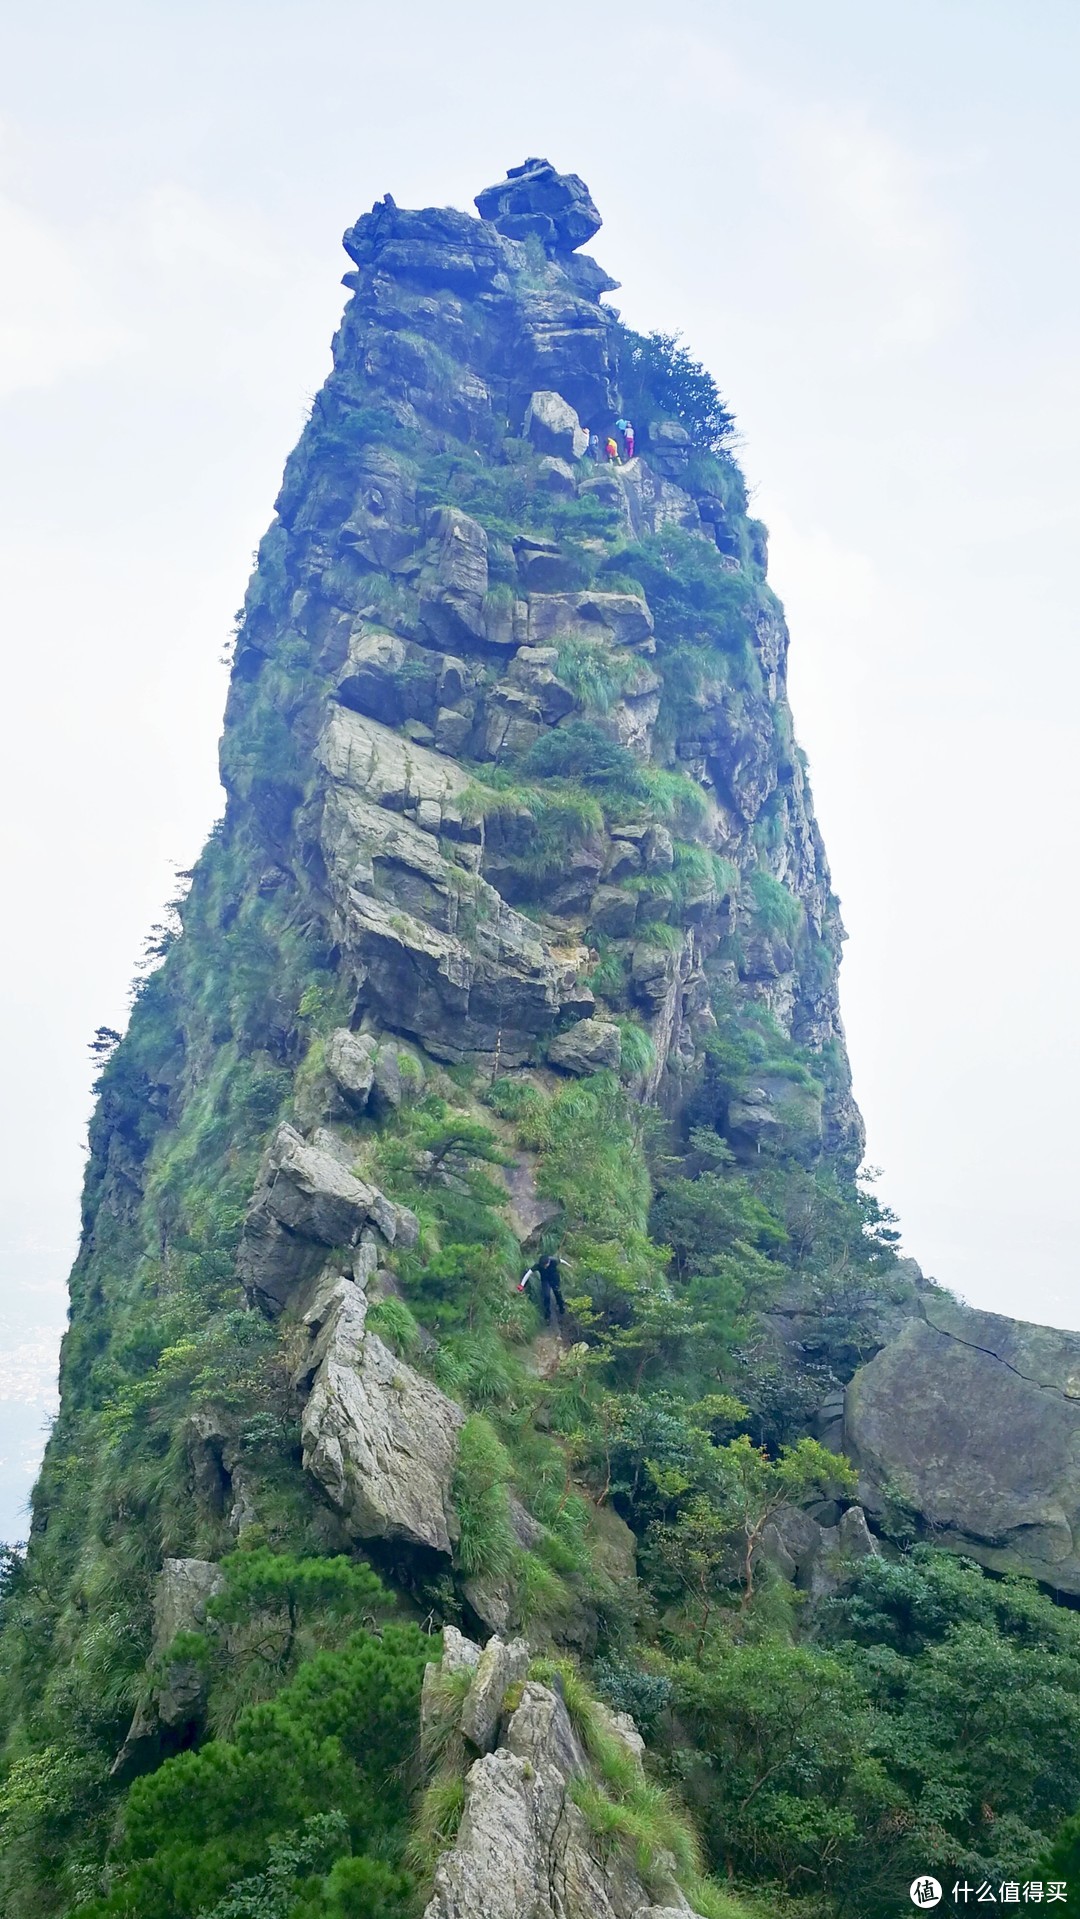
[474,157,602,253]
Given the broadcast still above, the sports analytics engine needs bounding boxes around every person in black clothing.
[537,1254,566,1324]
[517,1253,568,1324]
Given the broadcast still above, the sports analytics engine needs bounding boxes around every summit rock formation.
[4,158,1080,1919]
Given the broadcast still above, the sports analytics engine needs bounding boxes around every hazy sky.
[2,0,1079,1536]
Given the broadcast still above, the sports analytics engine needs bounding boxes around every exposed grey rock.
[434,705,474,754]
[837,1504,878,1559]
[538,455,577,494]
[300,1274,464,1553]
[237,1123,385,1316]
[336,629,470,731]
[419,505,495,650]
[641,825,674,872]
[318,704,475,835]
[524,390,588,461]
[422,1625,481,1739]
[460,1635,530,1752]
[845,1295,1080,1595]
[429,505,489,599]
[630,944,676,1010]
[593,1703,646,1773]
[548,1017,621,1075]
[371,1041,403,1116]
[727,1075,823,1151]
[444,1624,482,1672]
[113,1558,225,1774]
[590,886,638,939]
[475,158,602,253]
[344,199,505,292]
[325,1028,377,1110]
[527,591,654,649]
[425,1679,698,1919]
[260,1123,374,1240]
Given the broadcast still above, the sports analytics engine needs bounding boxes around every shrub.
[451,1415,516,1582]
[747,869,803,942]
[615,326,737,451]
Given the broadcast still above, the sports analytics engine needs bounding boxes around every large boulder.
[523,390,588,461]
[343,198,505,292]
[237,1123,417,1316]
[300,1273,465,1554]
[325,1029,377,1112]
[548,1018,621,1075]
[475,158,602,253]
[845,1294,1080,1595]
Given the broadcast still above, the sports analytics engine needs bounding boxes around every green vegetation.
[6,186,1080,1919]
[614,325,738,451]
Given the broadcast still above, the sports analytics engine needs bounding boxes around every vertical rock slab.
[845,1295,1080,1594]
[300,1274,465,1553]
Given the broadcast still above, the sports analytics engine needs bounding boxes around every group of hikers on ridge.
[587,418,635,464]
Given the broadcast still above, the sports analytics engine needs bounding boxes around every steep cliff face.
[6,159,1080,1919]
[214,160,860,1145]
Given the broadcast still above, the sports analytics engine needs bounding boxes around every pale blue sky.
[2,0,1079,1535]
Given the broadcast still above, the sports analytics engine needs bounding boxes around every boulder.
[420,506,495,649]
[590,887,638,939]
[630,944,676,1010]
[475,158,602,253]
[325,1029,377,1111]
[336,630,452,729]
[548,1018,621,1075]
[524,390,588,461]
[460,1634,530,1752]
[837,1504,878,1560]
[301,1275,465,1553]
[237,1124,382,1316]
[527,592,654,650]
[343,199,505,292]
[429,505,489,600]
[371,1041,404,1116]
[434,706,473,755]
[261,1124,374,1240]
[645,419,692,479]
[538,455,577,494]
[845,1295,1080,1596]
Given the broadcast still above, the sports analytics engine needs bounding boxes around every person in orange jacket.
[605,434,619,463]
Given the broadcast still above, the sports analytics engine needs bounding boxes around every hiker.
[623,420,635,459]
[517,1253,568,1324]
[587,430,600,460]
[605,434,619,464]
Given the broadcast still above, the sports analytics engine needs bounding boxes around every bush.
[615,326,737,451]
[77,1624,428,1918]
[451,1415,516,1582]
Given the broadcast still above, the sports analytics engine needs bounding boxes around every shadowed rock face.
[845,1295,1080,1594]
